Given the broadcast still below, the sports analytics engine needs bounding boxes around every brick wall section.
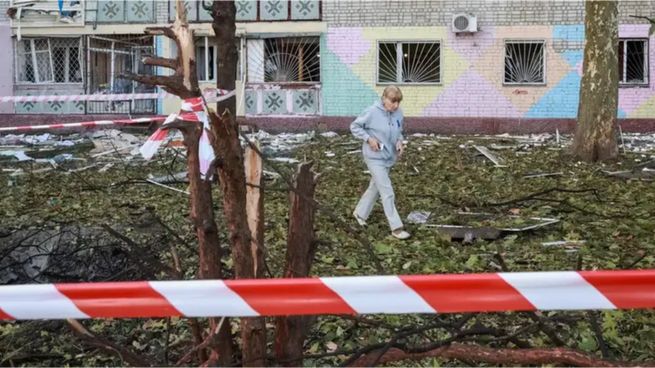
[324,1,655,27]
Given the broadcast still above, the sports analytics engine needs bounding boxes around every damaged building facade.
[0,1,654,131]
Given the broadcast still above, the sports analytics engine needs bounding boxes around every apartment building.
[0,1,653,129]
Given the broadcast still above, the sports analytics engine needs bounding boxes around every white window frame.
[15,37,83,85]
[503,39,547,86]
[619,38,649,86]
[376,40,442,85]
[196,36,217,82]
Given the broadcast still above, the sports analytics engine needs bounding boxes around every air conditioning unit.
[451,13,477,33]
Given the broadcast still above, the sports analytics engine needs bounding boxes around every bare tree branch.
[142,56,179,70]
[67,319,151,367]
[351,343,633,367]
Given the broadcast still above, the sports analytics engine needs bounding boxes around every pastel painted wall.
[618,24,655,119]
[322,24,655,119]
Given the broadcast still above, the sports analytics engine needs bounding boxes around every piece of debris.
[473,145,506,167]
[0,150,33,161]
[320,131,339,138]
[541,240,586,253]
[325,151,336,157]
[144,179,189,195]
[406,210,432,224]
[148,171,188,184]
[424,212,559,242]
[271,157,300,164]
[541,240,586,247]
[523,172,564,179]
[426,225,502,242]
[603,160,655,181]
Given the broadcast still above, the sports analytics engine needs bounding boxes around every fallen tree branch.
[350,343,629,367]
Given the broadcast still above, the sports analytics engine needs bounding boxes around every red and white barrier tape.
[0,90,236,134]
[0,88,234,103]
[0,270,653,320]
[140,96,215,178]
[0,116,166,133]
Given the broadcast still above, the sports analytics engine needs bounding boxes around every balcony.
[168,1,321,22]
[7,0,85,28]
[91,0,156,24]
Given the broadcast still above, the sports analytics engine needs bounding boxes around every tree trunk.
[122,1,234,364]
[210,2,267,366]
[572,0,619,162]
[275,163,320,366]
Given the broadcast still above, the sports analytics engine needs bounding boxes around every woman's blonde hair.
[382,85,403,103]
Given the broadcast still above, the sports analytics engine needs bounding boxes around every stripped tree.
[208,1,267,366]
[122,0,233,365]
[572,0,619,162]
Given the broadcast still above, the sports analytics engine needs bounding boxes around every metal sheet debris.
[473,145,506,167]
[407,210,432,224]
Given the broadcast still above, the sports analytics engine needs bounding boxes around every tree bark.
[244,143,266,278]
[275,163,320,366]
[210,2,266,366]
[573,0,619,162]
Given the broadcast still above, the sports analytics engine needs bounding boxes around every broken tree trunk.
[244,142,266,279]
[274,162,320,366]
[122,0,233,365]
[209,1,267,366]
[572,0,619,162]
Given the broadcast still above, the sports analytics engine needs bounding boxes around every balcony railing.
[168,1,321,22]
[94,0,156,23]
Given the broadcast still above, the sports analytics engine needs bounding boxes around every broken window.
[87,35,153,94]
[15,38,82,84]
[247,37,320,83]
[378,41,440,84]
[619,39,648,85]
[504,41,545,85]
[87,35,155,113]
[195,36,217,82]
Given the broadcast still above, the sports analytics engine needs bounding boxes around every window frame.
[376,40,442,85]
[619,38,649,87]
[196,36,217,82]
[246,35,321,84]
[503,39,547,86]
[15,37,83,85]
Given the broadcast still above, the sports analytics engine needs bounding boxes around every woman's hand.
[367,137,382,151]
[396,140,404,157]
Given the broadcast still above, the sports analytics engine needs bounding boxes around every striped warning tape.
[0,89,233,103]
[0,116,167,133]
[0,270,653,320]
[0,91,236,134]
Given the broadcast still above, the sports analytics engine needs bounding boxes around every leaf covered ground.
[1,130,654,366]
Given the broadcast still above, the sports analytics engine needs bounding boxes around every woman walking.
[350,85,410,240]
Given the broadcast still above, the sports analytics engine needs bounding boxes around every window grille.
[619,39,648,85]
[15,38,82,84]
[247,37,320,83]
[87,35,155,114]
[378,41,440,84]
[504,41,545,85]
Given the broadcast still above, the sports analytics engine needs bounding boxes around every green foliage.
[1,133,654,365]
